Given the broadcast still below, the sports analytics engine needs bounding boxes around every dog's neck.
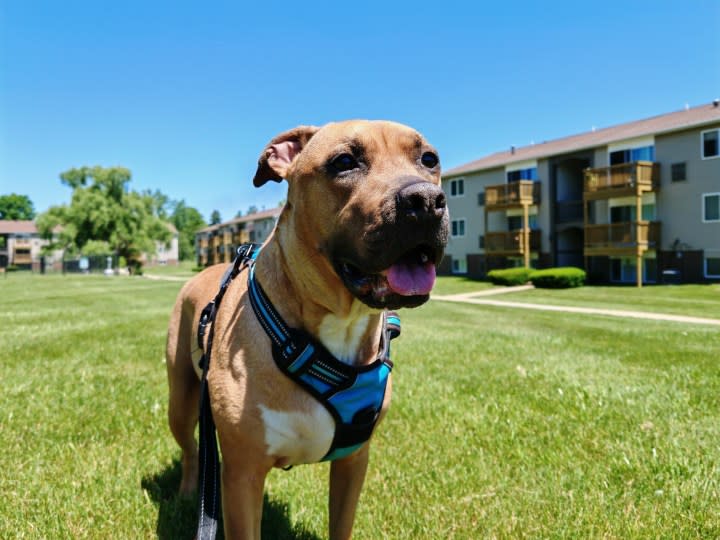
[253,233,383,367]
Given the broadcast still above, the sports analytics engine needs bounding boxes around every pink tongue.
[386,262,436,296]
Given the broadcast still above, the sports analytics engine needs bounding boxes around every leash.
[194,243,401,537]
[195,244,261,540]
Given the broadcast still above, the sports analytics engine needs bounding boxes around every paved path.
[142,273,191,282]
[433,286,720,327]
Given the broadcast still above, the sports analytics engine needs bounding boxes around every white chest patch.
[259,403,335,465]
[317,307,371,364]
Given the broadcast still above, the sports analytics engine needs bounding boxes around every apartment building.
[441,101,720,286]
[196,207,281,266]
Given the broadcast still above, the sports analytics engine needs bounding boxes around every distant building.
[143,223,180,266]
[0,220,179,270]
[196,207,282,266]
[441,101,720,285]
[0,220,63,271]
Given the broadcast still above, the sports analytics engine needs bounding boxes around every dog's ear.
[253,125,320,187]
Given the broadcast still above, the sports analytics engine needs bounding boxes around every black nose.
[397,181,446,221]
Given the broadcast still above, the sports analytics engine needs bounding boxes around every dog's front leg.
[221,459,268,540]
[328,444,370,540]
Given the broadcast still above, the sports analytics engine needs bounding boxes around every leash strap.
[196,244,261,540]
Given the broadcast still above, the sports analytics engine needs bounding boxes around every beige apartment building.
[441,101,720,285]
[196,207,281,266]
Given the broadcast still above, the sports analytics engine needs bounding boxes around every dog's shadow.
[142,460,321,540]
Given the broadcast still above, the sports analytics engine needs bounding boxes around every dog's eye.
[331,153,359,173]
[421,152,439,169]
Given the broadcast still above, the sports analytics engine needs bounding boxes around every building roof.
[0,220,38,234]
[444,101,720,178]
[197,206,282,234]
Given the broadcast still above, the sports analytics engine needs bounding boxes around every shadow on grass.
[142,460,320,540]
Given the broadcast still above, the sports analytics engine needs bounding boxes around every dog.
[166,120,449,539]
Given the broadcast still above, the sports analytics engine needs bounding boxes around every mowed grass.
[1,273,719,538]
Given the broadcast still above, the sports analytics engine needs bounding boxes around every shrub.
[487,267,533,286]
[529,267,586,289]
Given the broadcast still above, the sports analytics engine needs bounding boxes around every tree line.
[0,166,210,269]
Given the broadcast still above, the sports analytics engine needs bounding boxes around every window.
[609,145,655,165]
[705,253,720,278]
[507,215,538,230]
[611,257,656,283]
[451,219,466,237]
[702,129,719,159]
[609,204,655,223]
[507,167,538,182]
[451,257,467,274]
[477,192,485,206]
[449,178,465,197]
[703,193,720,222]
[671,162,687,182]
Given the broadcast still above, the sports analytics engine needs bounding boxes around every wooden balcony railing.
[485,181,541,209]
[485,229,541,255]
[584,161,659,194]
[584,221,660,250]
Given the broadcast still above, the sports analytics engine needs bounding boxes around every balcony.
[485,229,542,256]
[485,181,541,210]
[584,221,660,256]
[584,161,659,199]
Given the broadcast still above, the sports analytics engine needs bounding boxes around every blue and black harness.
[195,244,400,538]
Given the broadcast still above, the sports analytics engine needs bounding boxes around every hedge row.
[487,266,586,288]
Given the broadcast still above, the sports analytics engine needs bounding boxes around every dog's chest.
[259,402,335,466]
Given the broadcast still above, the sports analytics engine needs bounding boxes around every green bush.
[487,267,533,286]
[530,267,586,288]
[5,265,19,272]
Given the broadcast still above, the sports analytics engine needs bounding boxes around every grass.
[1,273,719,538]
[431,275,494,296]
[498,283,720,319]
[143,260,199,278]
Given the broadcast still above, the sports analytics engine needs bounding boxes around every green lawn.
[495,283,720,319]
[1,273,718,538]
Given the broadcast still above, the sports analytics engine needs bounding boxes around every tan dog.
[166,120,448,539]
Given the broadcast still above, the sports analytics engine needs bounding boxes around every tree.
[171,200,207,261]
[210,210,222,225]
[37,166,171,272]
[246,205,258,215]
[0,193,36,220]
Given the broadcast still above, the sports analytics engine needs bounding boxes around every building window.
[609,145,655,165]
[702,129,719,159]
[477,192,485,206]
[703,193,720,222]
[451,219,466,237]
[450,178,465,197]
[671,162,687,182]
[452,257,467,274]
[479,235,484,249]
[706,252,720,278]
[507,215,538,230]
[611,257,656,283]
[507,167,538,182]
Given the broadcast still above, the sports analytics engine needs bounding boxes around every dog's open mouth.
[335,245,438,309]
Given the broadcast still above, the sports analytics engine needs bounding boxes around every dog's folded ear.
[253,125,320,187]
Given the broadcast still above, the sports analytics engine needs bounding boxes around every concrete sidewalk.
[433,287,720,327]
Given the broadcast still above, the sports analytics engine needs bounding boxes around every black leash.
[195,244,261,540]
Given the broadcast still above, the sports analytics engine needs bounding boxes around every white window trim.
[451,257,467,274]
[449,177,465,198]
[705,250,720,278]
[451,218,466,238]
[701,128,720,160]
[702,192,720,223]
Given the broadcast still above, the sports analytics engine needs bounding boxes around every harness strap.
[247,263,400,461]
[196,244,261,540]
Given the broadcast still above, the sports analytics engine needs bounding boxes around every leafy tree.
[209,210,222,225]
[246,205,258,215]
[0,193,36,220]
[171,200,207,261]
[37,166,171,272]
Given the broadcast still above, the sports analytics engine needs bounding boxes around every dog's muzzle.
[331,179,449,310]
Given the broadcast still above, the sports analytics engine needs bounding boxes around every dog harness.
[247,257,400,462]
[194,244,400,539]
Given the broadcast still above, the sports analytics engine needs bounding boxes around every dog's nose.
[397,181,446,221]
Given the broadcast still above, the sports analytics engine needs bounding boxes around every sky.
[1,1,719,223]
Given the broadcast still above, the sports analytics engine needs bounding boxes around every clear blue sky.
[1,1,718,223]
